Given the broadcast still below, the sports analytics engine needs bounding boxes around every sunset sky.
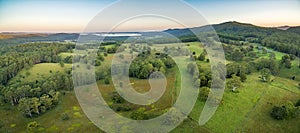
[0,0,299,32]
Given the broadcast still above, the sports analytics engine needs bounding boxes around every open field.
[188,73,300,133]
[10,63,72,83]
[0,92,101,133]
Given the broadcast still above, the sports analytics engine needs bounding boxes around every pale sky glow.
[0,0,299,32]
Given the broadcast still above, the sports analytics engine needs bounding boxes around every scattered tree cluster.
[271,101,300,120]
[129,52,175,79]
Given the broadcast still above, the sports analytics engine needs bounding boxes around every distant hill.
[0,33,79,47]
[213,21,278,37]
[0,33,47,39]
[163,21,280,39]
[275,25,291,30]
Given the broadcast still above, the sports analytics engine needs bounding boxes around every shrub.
[199,87,210,101]
[130,108,148,120]
[61,113,70,121]
[296,99,300,107]
[104,78,110,84]
[111,92,125,104]
[27,121,40,132]
[0,120,4,128]
[271,106,287,120]
[112,105,132,112]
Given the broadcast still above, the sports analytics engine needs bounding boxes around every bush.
[130,108,148,120]
[61,113,70,121]
[199,87,210,101]
[271,106,287,120]
[0,120,4,128]
[0,96,4,106]
[111,92,125,104]
[27,121,40,132]
[296,99,300,107]
[104,78,110,84]
[112,104,132,112]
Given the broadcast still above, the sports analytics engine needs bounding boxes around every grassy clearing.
[58,52,76,59]
[186,42,204,55]
[97,66,180,116]
[236,85,300,132]
[0,92,101,133]
[188,73,300,133]
[10,63,71,83]
[279,60,300,82]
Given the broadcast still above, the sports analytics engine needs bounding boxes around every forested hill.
[0,33,79,47]
[164,21,280,40]
[164,21,300,57]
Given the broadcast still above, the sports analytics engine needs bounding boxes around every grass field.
[97,67,180,117]
[59,52,76,59]
[10,63,72,83]
[0,92,101,133]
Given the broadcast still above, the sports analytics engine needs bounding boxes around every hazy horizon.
[1,20,299,34]
[0,0,300,33]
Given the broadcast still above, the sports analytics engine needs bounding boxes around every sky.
[0,0,299,32]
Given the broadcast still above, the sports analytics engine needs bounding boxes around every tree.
[269,52,276,60]
[281,55,292,69]
[19,98,32,117]
[104,77,110,84]
[39,94,53,110]
[198,53,205,61]
[284,59,292,69]
[95,60,101,66]
[137,64,151,79]
[285,101,299,119]
[111,92,125,104]
[27,121,40,132]
[31,97,41,115]
[130,107,148,120]
[231,49,244,61]
[49,90,60,105]
[271,106,287,120]
[270,101,299,120]
[59,61,64,67]
[199,87,210,101]
[239,71,247,82]
[296,99,300,107]
[61,113,70,121]
[226,75,242,92]
[260,68,271,82]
